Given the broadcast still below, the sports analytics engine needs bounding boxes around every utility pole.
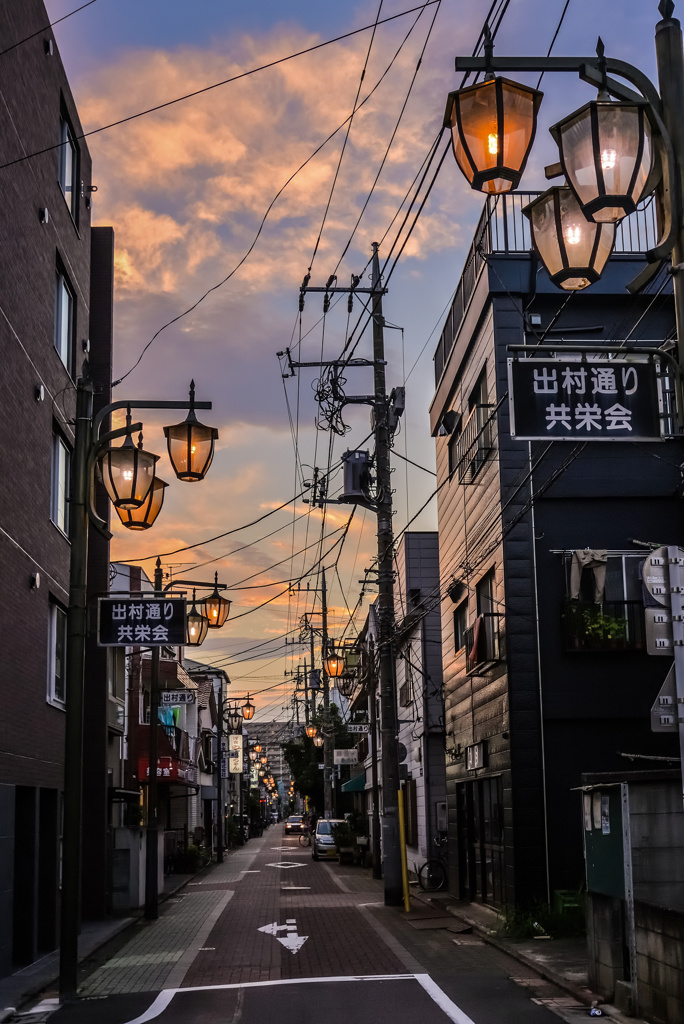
[370,242,403,906]
[321,568,333,819]
[145,558,163,919]
[291,244,402,900]
[368,637,382,879]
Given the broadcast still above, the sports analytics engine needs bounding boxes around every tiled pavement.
[29,827,644,1024]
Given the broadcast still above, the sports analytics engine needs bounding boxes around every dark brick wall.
[0,0,107,973]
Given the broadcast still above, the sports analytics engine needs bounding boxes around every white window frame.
[58,116,78,218]
[54,269,74,373]
[51,432,70,535]
[47,603,67,708]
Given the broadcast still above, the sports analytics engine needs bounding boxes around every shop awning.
[341,774,366,793]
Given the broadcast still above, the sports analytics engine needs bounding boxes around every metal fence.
[434,194,662,387]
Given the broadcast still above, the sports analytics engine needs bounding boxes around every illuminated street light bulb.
[305,725,317,739]
[488,133,498,155]
[564,224,582,245]
[601,148,617,171]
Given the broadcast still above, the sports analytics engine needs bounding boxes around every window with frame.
[476,568,495,615]
[448,426,462,477]
[51,431,70,535]
[48,602,67,706]
[58,114,78,220]
[54,267,74,373]
[107,647,126,701]
[454,601,468,651]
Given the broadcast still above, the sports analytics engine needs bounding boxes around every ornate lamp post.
[60,380,217,1000]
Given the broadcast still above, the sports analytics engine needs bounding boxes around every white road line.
[414,974,478,1024]
[121,975,414,1023]
[121,973,477,1024]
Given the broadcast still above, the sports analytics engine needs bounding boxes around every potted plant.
[331,821,356,864]
[582,607,627,648]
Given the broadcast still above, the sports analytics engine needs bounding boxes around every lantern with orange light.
[445,75,543,195]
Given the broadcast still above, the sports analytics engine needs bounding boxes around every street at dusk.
[2,2,684,1024]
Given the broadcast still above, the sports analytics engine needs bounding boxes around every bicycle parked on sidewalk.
[418,834,448,891]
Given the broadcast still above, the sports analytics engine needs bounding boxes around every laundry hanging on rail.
[570,549,608,603]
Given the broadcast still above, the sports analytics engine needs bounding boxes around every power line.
[0,0,99,59]
[110,3,437,387]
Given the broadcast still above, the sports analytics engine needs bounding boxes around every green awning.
[341,774,366,793]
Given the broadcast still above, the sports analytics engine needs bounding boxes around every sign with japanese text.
[160,690,196,705]
[346,723,369,733]
[138,756,195,783]
[508,358,662,441]
[333,748,358,764]
[98,598,186,646]
[229,733,243,774]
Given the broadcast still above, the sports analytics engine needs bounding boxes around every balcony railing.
[562,600,646,652]
[464,613,501,674]
[433,193,661,387]
[451,403,494,483]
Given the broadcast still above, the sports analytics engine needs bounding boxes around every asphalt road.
[45,827,583,1024]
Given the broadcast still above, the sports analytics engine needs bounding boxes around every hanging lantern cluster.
[446,37,656,291]
[101,383,218,533]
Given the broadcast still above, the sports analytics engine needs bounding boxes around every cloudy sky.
[44,0,660,719]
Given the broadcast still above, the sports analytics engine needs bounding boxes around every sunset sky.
[44,0,663,720]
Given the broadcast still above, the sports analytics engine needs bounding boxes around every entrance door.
[454,775,504,907]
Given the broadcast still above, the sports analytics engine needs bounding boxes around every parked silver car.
[312,819,345,860]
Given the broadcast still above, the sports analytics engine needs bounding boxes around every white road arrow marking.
[258,919,308,954]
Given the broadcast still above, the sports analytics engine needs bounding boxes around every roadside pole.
[144,558,164,920]
[371,243,403,906]
[322,569,333,818]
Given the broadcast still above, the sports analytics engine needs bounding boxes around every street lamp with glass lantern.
[203,571,231,628]
[114,474,168,530]
[523,186,615,290]
[98,415,158,509]
[323,646,346,678]
[186,591,210,646]
[164,380,219,481]
[305,724,317,738]
[242,694,255,720]
[313,734,324,748]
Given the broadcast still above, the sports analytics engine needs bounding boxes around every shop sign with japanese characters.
[160,690,196,705]
[508,358,663,441]
[98,597,186,646]
[229,733,243,774]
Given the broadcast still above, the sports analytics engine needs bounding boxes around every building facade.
[429,194,681,909]
[0,0,112,974]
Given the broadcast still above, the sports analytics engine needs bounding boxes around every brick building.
[0,1,113,974]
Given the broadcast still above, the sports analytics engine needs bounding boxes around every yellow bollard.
[397,789,411,912]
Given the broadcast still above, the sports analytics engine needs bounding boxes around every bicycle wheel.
[299,832,311,847]
[418,858,447,892]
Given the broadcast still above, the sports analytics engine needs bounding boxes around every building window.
[107,647,126,701]
[58,114,78,219]
[454,601,468,651]
[448,426,461,477]
[476,568,495,615]
[54,268,74,373]
[51,432,70,535]
[48,603,67,706]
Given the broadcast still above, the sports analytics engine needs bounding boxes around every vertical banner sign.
[229,733,243,774]
[507,358,663,441]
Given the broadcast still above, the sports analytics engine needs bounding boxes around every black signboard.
[98,597,186,646]
[508,357,663,441]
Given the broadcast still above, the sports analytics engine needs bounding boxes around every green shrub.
[498,902,585,940]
